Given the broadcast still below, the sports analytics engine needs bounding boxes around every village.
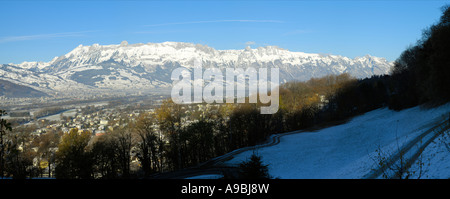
[31,102,222,136]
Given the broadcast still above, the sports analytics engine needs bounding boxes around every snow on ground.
[407,130,450,179]
[225,104,450,179]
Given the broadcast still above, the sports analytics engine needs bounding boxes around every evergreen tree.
[238,154,271,179]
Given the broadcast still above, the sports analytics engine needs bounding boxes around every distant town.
[0,92,241,178]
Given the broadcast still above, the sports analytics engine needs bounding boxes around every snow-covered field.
[225,104,450,179]
[408,131,450,179]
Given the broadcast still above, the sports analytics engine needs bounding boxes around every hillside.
[0,79,48,98]
[225,104,450,179]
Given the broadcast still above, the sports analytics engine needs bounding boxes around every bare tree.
[113,128,132,178]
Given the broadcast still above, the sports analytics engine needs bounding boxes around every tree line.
[389,5,450,109]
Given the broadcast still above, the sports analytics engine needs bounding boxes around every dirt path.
[363,118,450,179]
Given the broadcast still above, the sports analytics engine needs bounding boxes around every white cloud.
[0,31,95,43]
[245,41,256,46]
[144,19,285,27]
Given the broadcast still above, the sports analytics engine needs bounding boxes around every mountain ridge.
[0,41,393,98]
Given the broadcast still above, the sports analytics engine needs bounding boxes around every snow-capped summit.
[0,41,393,97]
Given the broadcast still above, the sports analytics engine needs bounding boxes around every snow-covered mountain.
[0,41,393,98]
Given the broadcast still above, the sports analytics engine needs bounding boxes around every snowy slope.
[225,104,450,179]
[1,41,393,97]
[408,131,450,179]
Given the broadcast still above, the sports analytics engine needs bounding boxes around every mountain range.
[0,41,393,98]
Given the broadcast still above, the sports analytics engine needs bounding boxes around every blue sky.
[0,1,448,63]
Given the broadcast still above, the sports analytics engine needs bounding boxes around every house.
[95,130,105,136]
[100,119,108,125]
